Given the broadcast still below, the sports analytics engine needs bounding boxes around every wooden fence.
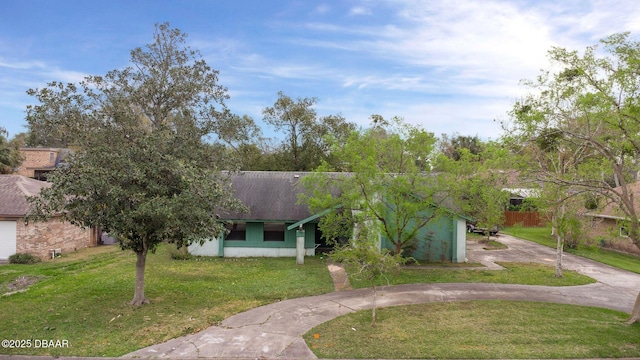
[503,211,546,227]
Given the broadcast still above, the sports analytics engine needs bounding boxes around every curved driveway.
[125,234,640,359]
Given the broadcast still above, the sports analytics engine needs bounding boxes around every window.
[264,223,285,241]
[225,222,246,241]
[620,226,629,238]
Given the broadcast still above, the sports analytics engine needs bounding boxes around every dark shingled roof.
[0,175,50,217]
[224,171,316,221]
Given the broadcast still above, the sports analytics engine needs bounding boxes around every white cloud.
[0,59,47,70]
[349,6,372,16]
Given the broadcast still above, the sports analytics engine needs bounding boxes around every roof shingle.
[0,175,50,217]
[223,171,314,221]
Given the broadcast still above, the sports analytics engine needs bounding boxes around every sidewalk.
[124,234,640,359]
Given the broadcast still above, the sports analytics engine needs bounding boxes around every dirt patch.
[3,275,45,296]
[327,263,352,291]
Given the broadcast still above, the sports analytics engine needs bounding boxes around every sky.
[1,0,640,142]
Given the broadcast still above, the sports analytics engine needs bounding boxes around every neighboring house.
[586,182,640,256]
[14,147,71,180]
[189,171,467,263]
[504,188,541,209]
[0,175,98,261]
[502,187,545,227]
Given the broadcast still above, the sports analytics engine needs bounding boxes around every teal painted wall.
[381,210,456,262]
[223,221,317,249]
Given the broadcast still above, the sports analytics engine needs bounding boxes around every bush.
[9,253,41,264]
[169,246,193,260]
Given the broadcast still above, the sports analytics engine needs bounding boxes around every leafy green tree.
[329,220,407,327]
[262,91,318,171]
[0,128,22,174]
[504,32,640,323]
[303,116,447,257]
[435,141,512,241]
[262,92,356,171]
[26,23,244,306]
[439,133,485,161]
[462,173,510,241]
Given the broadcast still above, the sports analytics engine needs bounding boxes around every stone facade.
[15,217,97,260]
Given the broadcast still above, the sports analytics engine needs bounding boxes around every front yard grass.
[0,239,598,357]
[347,262,595,288]
[304,300,640,359]
[502,226,640,274]
[0,244,334,357]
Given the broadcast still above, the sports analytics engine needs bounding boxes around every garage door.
[0,221,17,260]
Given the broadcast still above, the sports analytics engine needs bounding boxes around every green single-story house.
[188,171,467,262]
[188,171,320,258]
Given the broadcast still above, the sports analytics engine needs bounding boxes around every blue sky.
[1,0,640,141]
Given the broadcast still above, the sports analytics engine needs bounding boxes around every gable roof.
[224,171,315,222]
[224,171,470,223]
[0,175,50,218]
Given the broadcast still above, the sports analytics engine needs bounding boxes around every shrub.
[169,246,193,260]
[9,253,41,264]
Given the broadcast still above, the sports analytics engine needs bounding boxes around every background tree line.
[8,85,493,174]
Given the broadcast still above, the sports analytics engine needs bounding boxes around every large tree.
[439,133,485,161]
[262,92,356,171]
[27,23,244,306]
[262,91,317,171]
[303,116,448,257]
[504,33,640,323]
[434,140,512,242]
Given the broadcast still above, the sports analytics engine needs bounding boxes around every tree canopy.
[302,117,449,257]
[0,128,22,174]
[262,91,355,171]
[27,23,245,305]
[504,32,640,323]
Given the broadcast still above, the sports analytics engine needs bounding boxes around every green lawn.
[0,235,619,358]
[347,262,595,288]
[502,226,640,274]
[0,244,334,357]
[304,229,631,359]
[304,301,640,359]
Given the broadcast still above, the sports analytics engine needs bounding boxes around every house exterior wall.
[452,218,466,263]
[15,218,97,260]
[15,148,60,178]
[589,217,640,256]
[381,211,461,262]
[188,221,317,257]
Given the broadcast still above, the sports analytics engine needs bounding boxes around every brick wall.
[16,218,97,260]
[15,149,59,178]
[589,217,640,256]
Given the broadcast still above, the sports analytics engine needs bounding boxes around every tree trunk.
[130,248,150,306]
[555,233,564,278]
[371,282,377,327]
[627,291,640,324]
[627,226,640,323]
[554,203,564,278]
[394,241,403,256]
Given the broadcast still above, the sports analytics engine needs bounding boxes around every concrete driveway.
[124,234,640,359]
